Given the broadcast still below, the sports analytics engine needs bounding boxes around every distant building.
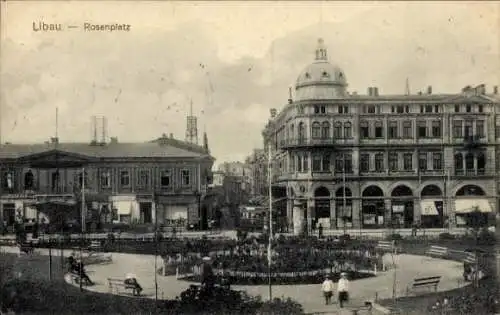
[0,133,214,230]
[245,149,268,197]
[218,161,252,195]
[262,38,500,234]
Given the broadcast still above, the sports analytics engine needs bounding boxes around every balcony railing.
[279,138,335,149]
[463,135,483,149]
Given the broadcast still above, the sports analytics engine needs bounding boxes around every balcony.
[463,135,483,150]
[279,138,335,150]
[455,168,492,177]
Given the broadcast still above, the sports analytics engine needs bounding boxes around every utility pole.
[154,191,158,313]
[80,167,85,292]
[267,142,273,301]
[343,154,347,236]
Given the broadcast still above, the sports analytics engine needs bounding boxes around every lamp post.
[267,142,273,301]
[79,167,85,292]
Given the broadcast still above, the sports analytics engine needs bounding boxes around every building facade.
[245,149,268,197]
[0,134,214,230]
[263,38,500,234]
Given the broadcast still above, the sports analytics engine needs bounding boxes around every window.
[303,155,309,172]
[314,105,320,114]
[453,120,462,138]
[466,104,471,113]
[360,154,370,172]
[431,120,442,138]
[425,105,433,113]
[403,121,412,138]
[322,154,331,172]
[434,105,439,113]
[289,124,294,138]
[360,121,369,139]
[420,105,424,113]
[403,153,413,171]
[120,170,130,187]
[396,105,404,114]
[78,171,88,187]
[366,105,376,114]
[312,155,322,172]
[297,155,303,172]
[334,122,342,138]
[476,120,485,138]
[160,170,171,187]
[181,170,191,186]
[100,169,111,188]
[298,122,306,140]
[375,153,384,172]
[392,106,396,113]
[464,120,473,137]
[419,153,428,170]
[405,105,409,113]
[454,153,463,170]
[338,105,348,114]
[335,154,344,172]
[137,169,149,187]
[454,104,460,112]
[320,105,326,114]
[478,105,483,113]
[389,152,398,171]
[344,154,353,173]
[433,153,442,170]
[290,155,296,172]
[465,153,474,170]
[312,122,321,138]
[417,120,427,138]
[374,121,383,138]
[344,122,352,138]
[321,121,330,139]
[388,121,398,139]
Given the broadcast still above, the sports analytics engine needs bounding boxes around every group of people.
[67,255,94,286]
[321,273,350,308]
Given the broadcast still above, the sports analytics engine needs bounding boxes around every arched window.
[465,153,474,170]
[298,122,306,141]
[322,154,331,172]
[312,122,321,138]
[321,121,330,139]
[477,152,486,174]
[344,122,352,138]
[454,153,463,170]
[334,122,342,138]
[360,120,369,138]
[289,124,294,139]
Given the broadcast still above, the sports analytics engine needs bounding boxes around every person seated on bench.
[72,259,94,285]
[463,262,472,281]
[124,273,142,296]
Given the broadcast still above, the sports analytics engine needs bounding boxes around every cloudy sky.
[1,1,499,164]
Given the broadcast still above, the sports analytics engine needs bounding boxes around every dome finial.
[315,38,328,61]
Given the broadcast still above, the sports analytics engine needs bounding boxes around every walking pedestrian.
[318,223,323,239]
[337,272,349,308]
[321,275,334,305]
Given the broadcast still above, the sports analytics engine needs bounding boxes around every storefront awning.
[113,200,132,215]
[420,200,440,216]
[455,199,492,213]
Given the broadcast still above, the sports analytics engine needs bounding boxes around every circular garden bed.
[172,236,381,285]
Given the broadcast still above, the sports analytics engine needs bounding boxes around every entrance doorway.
[139,202,152,224]
[391,185,414,228]
[361,186,385,228]
[420,185,444,228]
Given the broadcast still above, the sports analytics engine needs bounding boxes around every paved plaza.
[1,245,467,314]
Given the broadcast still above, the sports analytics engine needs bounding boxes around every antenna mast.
[185,99,198,144]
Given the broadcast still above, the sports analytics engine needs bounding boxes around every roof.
[0,142,213,160]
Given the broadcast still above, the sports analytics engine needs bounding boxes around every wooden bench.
[425,245,448,258]
[407,276,441,295]
[346,301,373,314]
[107,278,139,296]
[376,240,396,254]
[18,242,34,255]
[88,240,102,252]
[464,252,476,264]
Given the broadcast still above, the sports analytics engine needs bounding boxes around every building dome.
[294,38,348,101]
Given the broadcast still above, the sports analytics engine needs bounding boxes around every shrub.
[386,233,402,241]
[438,232,455,241]
[256,297,304,315]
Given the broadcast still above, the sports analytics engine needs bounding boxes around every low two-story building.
[0,134,214,231]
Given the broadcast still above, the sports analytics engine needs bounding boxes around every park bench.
[406,276,441,295]
[464,252,476,264]
[425,245,448,258]
[107,278,140,296]
[375,240,396,254]
[346,301,373,314]
[88,240,102,252]
[18,242,34,255]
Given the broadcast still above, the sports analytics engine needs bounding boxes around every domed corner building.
[262,38,500,235]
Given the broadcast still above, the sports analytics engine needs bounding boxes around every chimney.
[494,86,498,94]
[50,137,59,144]
[418,91,423,95]
[367,87,373,96]
[374,87,379,97]
[427,86,432,94]
[110,137,118,144]
[270,108,277,118]
[352,91,358,96]
[477,84,486,95]
[288,87,293,104]
[169,133,174,139]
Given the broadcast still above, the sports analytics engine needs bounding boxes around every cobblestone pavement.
[1,246,466,314]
